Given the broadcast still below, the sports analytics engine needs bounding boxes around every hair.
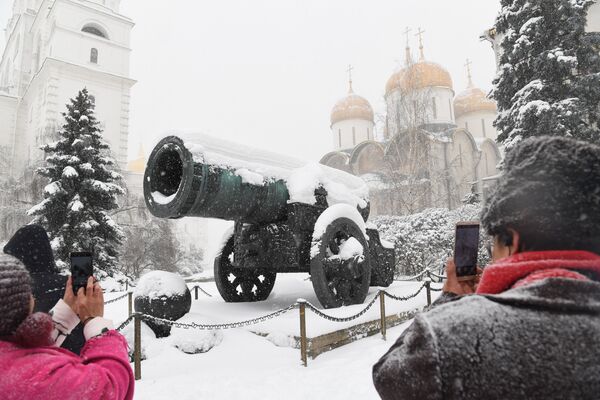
[482,136,600,254]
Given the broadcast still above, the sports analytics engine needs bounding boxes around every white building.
[0,0,135,176]
[321,37,502,215]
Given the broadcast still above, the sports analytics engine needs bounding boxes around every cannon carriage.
[144,135,394,308]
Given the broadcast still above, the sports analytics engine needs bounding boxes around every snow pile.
[172,132,369,209]
[265,331,297,348]
[121,320,160,360]
[311,204,367,258]
[372,205,489,277]
[135,270,189,299]
[151,191,176,205]
[170,327,223,354]
[286,162,368,209]
[332,237,364,261]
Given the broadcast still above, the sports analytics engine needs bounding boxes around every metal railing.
[114,277,444,378]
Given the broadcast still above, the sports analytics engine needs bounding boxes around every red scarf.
[476,251,600,295]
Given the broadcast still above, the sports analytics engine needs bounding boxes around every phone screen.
[70,252,93,293]
[454,223,480,278]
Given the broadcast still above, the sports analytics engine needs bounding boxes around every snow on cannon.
[143,134,394,308]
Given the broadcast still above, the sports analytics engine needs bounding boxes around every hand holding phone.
[454,222,480,281]
[70,252,93,294]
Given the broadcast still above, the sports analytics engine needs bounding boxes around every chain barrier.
[133,303,298,331]
[428,271,447,280]
[394,269,428,281]
[429,286,444,292]
[302,292,382,323]
[383,282,427,301]
[116,315,136,332]
[104,293,129,305]
[192,285,213,298]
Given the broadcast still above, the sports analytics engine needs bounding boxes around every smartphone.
[454,222,480,281]
[70,252,93,293]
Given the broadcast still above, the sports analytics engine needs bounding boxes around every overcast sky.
[1,0,501,162]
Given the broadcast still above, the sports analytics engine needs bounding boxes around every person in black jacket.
[373,136,600,400]
[3,224,85,354]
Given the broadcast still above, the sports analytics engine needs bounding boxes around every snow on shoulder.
[135,270,189,299]
[172,132,369,209]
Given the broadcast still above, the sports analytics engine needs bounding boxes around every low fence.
[107,268,446,380]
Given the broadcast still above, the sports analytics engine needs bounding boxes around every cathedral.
[321,34,502,216]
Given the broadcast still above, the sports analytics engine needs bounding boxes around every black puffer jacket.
[3,225,85,354]
[373,278,600,400]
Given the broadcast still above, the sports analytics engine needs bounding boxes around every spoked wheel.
[310,217,371,309]
[214,235,276,302]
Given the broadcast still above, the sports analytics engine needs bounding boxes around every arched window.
[90,48,98,64]
[82,24,108,39]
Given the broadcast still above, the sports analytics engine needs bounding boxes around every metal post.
[128,291,133,317]
[194,286,199,300]
[298,300,307,367]
[134,314,141,380]
[379,291,386,340]
[125,281,128,291]
[425,279,431,307]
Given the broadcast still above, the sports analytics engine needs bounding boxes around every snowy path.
[104,275,439,400]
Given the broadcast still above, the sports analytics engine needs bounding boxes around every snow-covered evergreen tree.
[28,89,124,276]
[492,0,600,148]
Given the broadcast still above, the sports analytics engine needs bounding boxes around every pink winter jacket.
[0,301,134,400]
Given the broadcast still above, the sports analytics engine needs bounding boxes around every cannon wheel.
[310,217,371,309]
[214,235,277,302]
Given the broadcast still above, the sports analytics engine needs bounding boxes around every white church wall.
[477,141,499,180]
[0,95,18,149]
[456,110,497,141]
[586,2,600,32]
[429,87,455,125]
[331,118,374,149]
[47,0,133,77]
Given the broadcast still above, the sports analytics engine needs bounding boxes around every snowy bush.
[121,320,159,361]
[372,205,490,277]
[170,327,223,354]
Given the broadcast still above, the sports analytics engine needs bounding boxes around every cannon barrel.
[144,135,369,223]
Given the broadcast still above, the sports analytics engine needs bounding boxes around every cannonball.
[134,271,191,337]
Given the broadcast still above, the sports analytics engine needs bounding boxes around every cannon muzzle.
[144,136,291,223]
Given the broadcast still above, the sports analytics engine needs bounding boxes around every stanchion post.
[134,314,141,380]
[298,299,308,367]
[425,278,431,307]
[125,281,128,291]
[128,291,133,317]
[194,286,199,301]
[379,291,386,341]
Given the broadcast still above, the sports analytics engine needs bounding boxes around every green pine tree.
[492,0,600,148]
[28,88,124,277]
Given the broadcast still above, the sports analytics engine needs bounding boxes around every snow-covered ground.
[104,275,440,399]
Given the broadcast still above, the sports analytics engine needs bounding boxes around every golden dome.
[454,87,497,118]
[385,61,453,95]
[330,91,374,126]
[127,143,147,173]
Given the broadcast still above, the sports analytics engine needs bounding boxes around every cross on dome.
[415,27,426,61]
[347,64,354,93]
[403,27,413,65]
[465,58,474,87]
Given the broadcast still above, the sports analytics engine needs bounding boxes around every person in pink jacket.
[0,253,134,400]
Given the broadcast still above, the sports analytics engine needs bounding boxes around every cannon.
[144,135,394,308]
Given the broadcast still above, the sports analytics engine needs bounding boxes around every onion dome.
[386,61,453,95]
[453,61,497,118]
[330,81,374,126]
[454,86,497,118]
[127,143,147,173]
